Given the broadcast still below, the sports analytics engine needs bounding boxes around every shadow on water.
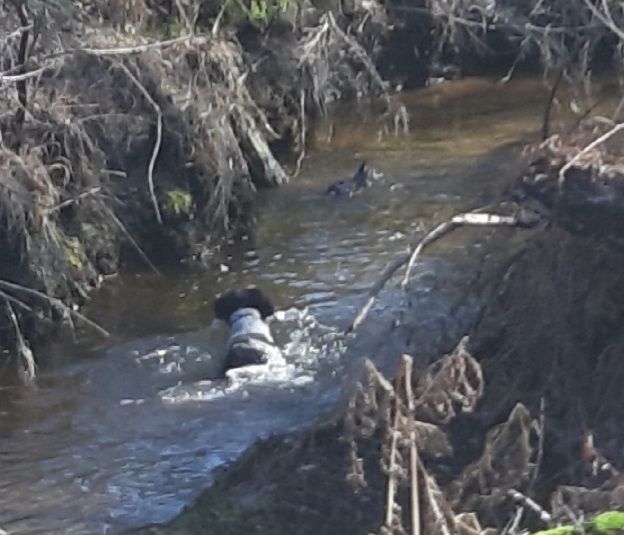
[0,76,604,534]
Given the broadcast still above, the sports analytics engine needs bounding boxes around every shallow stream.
[0,77,574,534]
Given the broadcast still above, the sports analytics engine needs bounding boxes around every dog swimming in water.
[325,162,382,197]
[214,288,283,375]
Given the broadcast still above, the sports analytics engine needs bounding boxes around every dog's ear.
[245,288,275,319]
[214,291,243,321]
[214,288,275,320]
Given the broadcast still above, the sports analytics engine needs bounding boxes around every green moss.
[533,527,579,535]
[165,189,193,216]
[532,512,624,535]
[61,234,85,270]
[591,512,624,533]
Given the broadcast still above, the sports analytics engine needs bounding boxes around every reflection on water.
[0,77,586,534]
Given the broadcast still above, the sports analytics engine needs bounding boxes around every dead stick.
[558,121,624,186]
[507,489,552,524]
[420,461,452,535]
[81,35,204,56]
[346,252,410,334]
[383,359,405,530]
[109,211,162,276]
[0,279,110,338]
[116,62,163,224]
[0,289,33,313]
[347,210,537,334]
[294,89,306,177]
[401,221,453,290]
[542,67,564,141]
[0,34,209,82]
[403,354,421,535]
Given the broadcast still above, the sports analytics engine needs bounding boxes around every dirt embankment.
[128,126,624,534]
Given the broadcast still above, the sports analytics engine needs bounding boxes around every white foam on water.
[158,307,346,405]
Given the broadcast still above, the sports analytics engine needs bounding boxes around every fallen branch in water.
[347,208,541,334]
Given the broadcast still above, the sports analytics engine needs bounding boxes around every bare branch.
[347,209,540,334]
[558,121,624,186]
[80,34,206,56]
[0,279,111,338]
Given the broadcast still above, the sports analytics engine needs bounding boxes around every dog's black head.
[353,162,382,189]
[214,287,275,321]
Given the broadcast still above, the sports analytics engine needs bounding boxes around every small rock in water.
[219,264,230,273]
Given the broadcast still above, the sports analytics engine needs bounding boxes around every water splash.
[157,307,347,404]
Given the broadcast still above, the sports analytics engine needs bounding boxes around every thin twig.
[383,359,404,531]
[0,66,46,83]
[0,34,209,84]
[46,186,102,213]
[212,0,231,36]
[507,489,552,524]
[528,397,546,493]
[347,252,410,334]
[0,290,33,313]
[421,462,452,535]
[542,67,564,141]
[0,279,110,338]
[583,0,624,42]
[403,355,421,535]
[81,34,205,56]
[5,301,36,386]
[401,212,540,289]
[558,121,624,186]
[2,23,33,42]
[115,62,163,224]
[294,89,306,177]
[346,209,539,334]
[109,211,161,276]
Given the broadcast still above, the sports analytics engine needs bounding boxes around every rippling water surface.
[0,77,580,534]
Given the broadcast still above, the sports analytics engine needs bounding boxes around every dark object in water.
[325,162,381,197]
[214,288,282,374]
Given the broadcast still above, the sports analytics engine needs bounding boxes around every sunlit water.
[0,77,588,534]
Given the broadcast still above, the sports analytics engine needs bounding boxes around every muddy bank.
[127,131,624,533]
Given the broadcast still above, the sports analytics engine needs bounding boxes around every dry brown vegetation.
[0,0,396,381]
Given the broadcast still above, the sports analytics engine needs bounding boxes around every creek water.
[0,77,576,534]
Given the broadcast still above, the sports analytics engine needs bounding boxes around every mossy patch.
[165,190,193,217]
[61,233,86,271]
[533,511,624,535]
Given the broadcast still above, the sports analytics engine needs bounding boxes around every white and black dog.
[214,288,283,375]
